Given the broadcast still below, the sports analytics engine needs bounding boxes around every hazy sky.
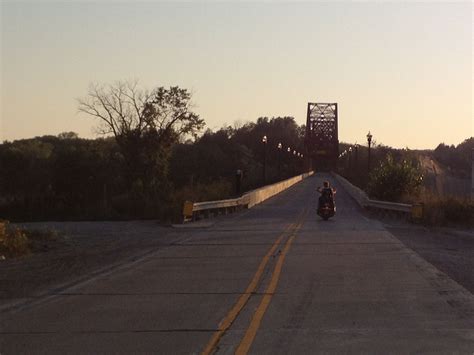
[1,1,472,149]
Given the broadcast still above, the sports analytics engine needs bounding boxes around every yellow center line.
[201,223,295,355]
[235,218,304,355]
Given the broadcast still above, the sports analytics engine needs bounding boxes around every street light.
[367,131,373,173]
[292,150,297,175]
[354,143,359,173]
[277,142,282,179]
[262,135,267,184]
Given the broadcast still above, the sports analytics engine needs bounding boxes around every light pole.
[287,147,291,177]
[341,150,347,174]
[293,150,297,175]
[348,146,353,171]
[262,135,267,184]
[277,142,282,180]
[367,131,373,174]
[354,143,359,170]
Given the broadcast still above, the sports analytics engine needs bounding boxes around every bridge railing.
[333,173,422,219]
[183,171,314,222]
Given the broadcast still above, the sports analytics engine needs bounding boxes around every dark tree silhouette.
[78,81,205,198]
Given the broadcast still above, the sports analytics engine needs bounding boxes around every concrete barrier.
[184,171,314,222]
[333,173,419,220]
[242,172,314,208]
[332,173,369,208]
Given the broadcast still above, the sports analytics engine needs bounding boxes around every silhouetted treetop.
[78,81,204,141]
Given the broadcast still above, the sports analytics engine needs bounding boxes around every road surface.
[1,173,473,354]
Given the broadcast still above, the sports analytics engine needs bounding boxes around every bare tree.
[78,81,203,140]
[78,81,205,192]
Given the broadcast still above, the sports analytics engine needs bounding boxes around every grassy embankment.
[418,194,474,228]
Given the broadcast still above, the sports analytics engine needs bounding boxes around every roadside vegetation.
[420,196,474,228]
[339,137,473,228]
[1,80,471,226]
[0,81,306,223]
[366,154,423,202]
[0,221,63,259]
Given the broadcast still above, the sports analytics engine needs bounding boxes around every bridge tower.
[305,102,339,171]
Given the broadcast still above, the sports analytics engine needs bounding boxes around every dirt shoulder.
[0,221,183,309]
[386,223,474,294]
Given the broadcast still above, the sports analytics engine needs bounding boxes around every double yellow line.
[202,216,305,355]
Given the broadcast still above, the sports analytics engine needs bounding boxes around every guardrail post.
[182,201,194,223]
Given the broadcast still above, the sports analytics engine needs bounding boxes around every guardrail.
[333,173,422,220]
[366,199,411,213]
[183,171,314,222]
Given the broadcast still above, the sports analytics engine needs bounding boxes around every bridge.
[305,102,339,171]
[1,173,473,353]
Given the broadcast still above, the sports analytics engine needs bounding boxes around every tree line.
[433,138,473,178]
[0,82,307,222]
[1,81,471,222]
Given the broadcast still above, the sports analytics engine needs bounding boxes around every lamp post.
[341,150,347,174]
[287,147,291,177]
[348,146,353,171]
[354,143,359,181]
[367,131,373,173]
[277,142,282,180]
[262,135,267,184]
[293,150,297,175]
[354,143,359,169]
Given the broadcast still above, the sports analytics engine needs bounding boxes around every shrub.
[0,221,63,258]
[421,197,474,227]
[0,222,30,257]
[367,154,423,202]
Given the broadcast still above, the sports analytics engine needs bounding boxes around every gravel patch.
[0,221,181,308]
[386,223,474,294]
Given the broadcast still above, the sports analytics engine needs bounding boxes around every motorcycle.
[317,198,336,221]
[317,197,336,221]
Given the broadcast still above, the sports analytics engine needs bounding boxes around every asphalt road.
[1,173,473,354]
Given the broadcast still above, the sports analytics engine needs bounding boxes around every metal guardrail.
[183,197,244,222]
[183,172,314,222]
[193,197,242,212]
[366,199,412,213]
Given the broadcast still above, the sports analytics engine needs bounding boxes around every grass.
[417,194,474,228]
[0,220,63,259]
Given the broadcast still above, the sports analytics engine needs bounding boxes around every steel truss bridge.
[305,102,339,171]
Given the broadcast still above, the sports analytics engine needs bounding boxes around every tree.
[78,81,205,197]
[57,132,79,140]
[367,154,423,202]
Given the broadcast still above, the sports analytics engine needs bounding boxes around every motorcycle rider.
[317,181,336,209]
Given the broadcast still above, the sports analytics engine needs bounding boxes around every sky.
[1,1,472,149]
